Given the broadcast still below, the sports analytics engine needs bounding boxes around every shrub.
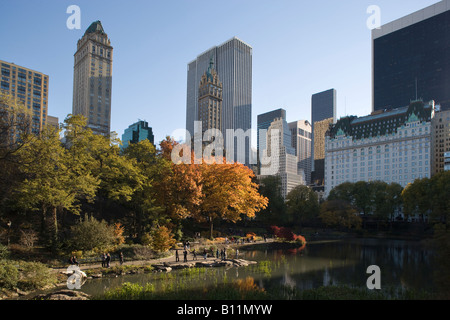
[0,261,19,290]
[270,225,306,245]
[19,229,39,250]
[0,244,9,260]
[69,215,118,252]
[148,226,176,253]
[17,261,57,290]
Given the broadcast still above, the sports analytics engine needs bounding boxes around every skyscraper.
[260,117,304,199]
[289,120,312,185]
[186,37,252,165]
[311,89,336,184]
[121,120,154,150]
[372,0,450,112]
[198,59,222,136]
[431,106,450,175]
[0,60,54,134]
[72,20,113,136]
[257,108,286,172]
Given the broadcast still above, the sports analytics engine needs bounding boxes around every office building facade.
[372,0,450,112]
[289,120,312,185]
[260,117,304,199]
[312,117,333,186]
[431,107,450,175]
[1,60,52,134]
[121,120,154,150]
[186,37,252,165]
[311,89,336,183]
[444,152,450,171]
[324,100,433,196]
[257,108,286,172]
[72,20,113,136]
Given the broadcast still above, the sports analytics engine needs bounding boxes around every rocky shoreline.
[17,257,258,300]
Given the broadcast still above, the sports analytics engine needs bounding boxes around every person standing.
[101,253,106,267]
[119,252,124,265]
[183,250,188,262]
[192,249,197,261]
[175,249,179,262]
[105,253,111,268]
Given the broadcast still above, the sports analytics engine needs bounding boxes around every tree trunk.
[52,206,58,251]
[210,219,214,240]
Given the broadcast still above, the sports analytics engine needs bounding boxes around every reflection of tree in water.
[431,225,450,298]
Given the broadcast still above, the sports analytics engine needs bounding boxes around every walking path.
[54,239,273,274]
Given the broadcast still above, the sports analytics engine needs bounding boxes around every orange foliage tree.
[158,138,268,239]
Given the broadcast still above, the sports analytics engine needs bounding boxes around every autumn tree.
[197,158,268,239]
[156,137,203,230]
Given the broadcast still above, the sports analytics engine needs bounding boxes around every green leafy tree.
[15,124,98,249]
[122,139,167,239]
[286,185,319,228]
[257,175,287,225]
[0,92,35,215]
[319,199,362,230]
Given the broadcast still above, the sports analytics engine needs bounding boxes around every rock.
[91,274,102,279]
[15,289,29,296]
[153,264,173,272]
[33,289,90,300]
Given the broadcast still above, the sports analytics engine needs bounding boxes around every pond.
[77,238,436,298]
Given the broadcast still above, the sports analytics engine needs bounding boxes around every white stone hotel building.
[324,100,434,196]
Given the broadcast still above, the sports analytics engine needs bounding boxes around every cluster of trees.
[0,92,267,253]
[257,177,363,231]
[328,181,403,221]
[258,172,450,232]
[256,176,318,228]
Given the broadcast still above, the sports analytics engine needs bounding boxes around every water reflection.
[77,238,435,298]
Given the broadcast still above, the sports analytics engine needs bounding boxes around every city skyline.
[0,0,439,146]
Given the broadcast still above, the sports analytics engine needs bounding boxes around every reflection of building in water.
[282,270,296,288]
[322,267,331,286]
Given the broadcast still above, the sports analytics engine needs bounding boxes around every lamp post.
[6,221,11,246]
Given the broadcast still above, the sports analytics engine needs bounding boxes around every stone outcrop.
[33,289,90,300]
[154,258,257,271]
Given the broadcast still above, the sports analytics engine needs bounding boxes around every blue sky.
[0,0,439,146]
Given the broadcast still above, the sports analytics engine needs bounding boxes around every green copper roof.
[206,57,214,82]
[84,21,105,35]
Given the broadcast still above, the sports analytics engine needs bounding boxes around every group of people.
[175,246,239,262]
[101,252,124,268]
[68,255,79,266]
[101,253,111,268]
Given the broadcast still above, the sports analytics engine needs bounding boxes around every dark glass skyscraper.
[372,0,450,112]
[121,120,154,150]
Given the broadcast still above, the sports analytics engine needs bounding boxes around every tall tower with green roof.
[72,20,113,136]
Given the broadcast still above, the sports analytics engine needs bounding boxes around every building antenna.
[344,96,347,116]
[415,77,418,101]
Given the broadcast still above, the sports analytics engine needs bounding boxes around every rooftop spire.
[84,20,105,36]
[206,57,214,81]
